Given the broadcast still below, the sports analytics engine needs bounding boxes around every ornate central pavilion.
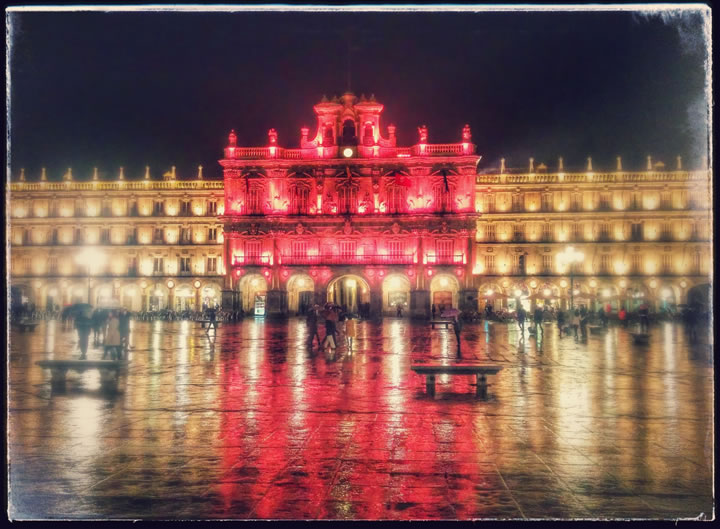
[220,92,480,317]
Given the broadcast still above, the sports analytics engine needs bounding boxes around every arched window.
[323,125,334,146]
[247,186,263,215]
[363,123,374,146]
[341,119,357,146]
[386,185,407,214]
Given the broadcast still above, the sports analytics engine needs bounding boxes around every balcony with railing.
[223,142,475,161]
[232,253,423,266]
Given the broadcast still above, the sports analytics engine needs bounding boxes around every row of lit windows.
[476,189,706,213]
[10,199,221,219]
[11,255,221,277]
[478,220,706,243]
[477,251,706,276]
[11,227,222,246]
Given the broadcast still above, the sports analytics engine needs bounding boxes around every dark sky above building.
[7,7,710,180]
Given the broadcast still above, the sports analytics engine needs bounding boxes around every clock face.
[343,147,354,158]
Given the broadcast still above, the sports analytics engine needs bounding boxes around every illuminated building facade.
[220,93,479,317]
[8,167,226,312]
[474,156,712,313]
[7,93,712,317]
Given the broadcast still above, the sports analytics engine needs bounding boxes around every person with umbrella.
[452,314,463,357]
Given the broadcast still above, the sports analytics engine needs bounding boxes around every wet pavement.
[7,317,714,520]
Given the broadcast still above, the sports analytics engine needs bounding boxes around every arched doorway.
[507,282,530,312]
[174,284,195,312]
[148,283,169,311]
[121,283,141,312]
[430,273,460,312]
[624,284,648,311]
[478,283,506,311]
[201,282,222,310]
[287,273,315,315]
[382,273,411,315]
[340,119,357,146]
[238,274,268,314]
[597,284,620,311]
[327,275,370,314]
[658,284,679,312]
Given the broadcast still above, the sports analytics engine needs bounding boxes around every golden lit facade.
[474,157,712,312]
[8,168,226,312]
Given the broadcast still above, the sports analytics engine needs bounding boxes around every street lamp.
[75,247,106,304]
[559,246,584,310]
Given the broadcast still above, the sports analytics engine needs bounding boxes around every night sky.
[7,7,710,180]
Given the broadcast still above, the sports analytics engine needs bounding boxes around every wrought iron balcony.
[233,254,420,266]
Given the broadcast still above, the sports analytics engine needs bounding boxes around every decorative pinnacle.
[676,156,682,170]
[586,157,593,172]
[197,165,203,179]
[647,155,652,170]
[93,167,99,180]
[558,157,564,171]
[41,168,47,181]
[144,166,150,179]
[529,157,534,173]
[119,167,125,180]
[500,158,506,174]
[616,156,622,171]
[20,168,25,181]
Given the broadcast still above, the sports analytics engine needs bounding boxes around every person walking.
[571,309,581,342]
[556,309,565,336]
[619,307,627,328]
[323,305,338,352]
[118,309,131,357]
[638,304,650,333]
[306,306,322,352]
[91,309,106,346]
[103,310,122,360]
[431,304,437,320]
[75,307,93,360]
[345,315,357,352]
[396,303,403,317]
[452,315,463,357]
[533,306,544,337]
[516,306,526,338]
[579,310,588,342]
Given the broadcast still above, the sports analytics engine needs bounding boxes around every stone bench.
[430,320,452,329]
[411,364,503,399]
[36,359,124,392]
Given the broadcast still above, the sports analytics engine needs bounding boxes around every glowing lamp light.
[389,277,402,289]
[166,280,175,289]
[619,279,627,288]
[439,277,449,288]
[486,289,494,296]
[140,280,148,289]
[680,280,687,288]
[345,279,357,288]
[343,148,354,158]
[193,280,201,289]
[602,289,611,298]
[426,269,434,277]
[263,270,271,278]
[529,280,538,289]
[589,279,597,288]
[573,289,580,295]
[514,289,522,297]
[543,288,551,297]
[297,278,306,288]
[649,279,658,289]
[661,288,672,299]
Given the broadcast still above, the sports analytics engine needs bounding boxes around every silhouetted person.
[517,306,526,337]
[306,306,321,351]
[557,309,565,335]
[75,308,92,360]
[431,304,437,320]
[533,307,544,337]
[452,315,463,356]
[118,309,131,356]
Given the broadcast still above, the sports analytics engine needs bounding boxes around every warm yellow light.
[389,277,402,289]
[514,289,522,297]
[343,148,354,158]
[529,280,537,288]
[661,288,672,299]
[589,279,597,288]
[649,279,658,289]
[194,280,201,289]
[439,277,449,288]
[680,280,687,288]
[346,278,357,288]
[560,279,568,288]
[486,289,494,296]
[167,280,175,289]
[543,288,551,297]
[602,289,611,298]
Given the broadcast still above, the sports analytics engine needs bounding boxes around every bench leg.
[476,373,488,399]
[99,369,119,392]
[426,375,436,397]
[50,369,67,391]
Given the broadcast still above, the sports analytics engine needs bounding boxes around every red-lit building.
[220,92,480,317]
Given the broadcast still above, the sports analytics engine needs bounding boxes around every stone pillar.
[370,289,383,319]
[410,290,431,319]
[459,289,478,312]
[168,286,175,312]
[221,289,234,310]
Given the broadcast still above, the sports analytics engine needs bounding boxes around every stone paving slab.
[7,318,714,520]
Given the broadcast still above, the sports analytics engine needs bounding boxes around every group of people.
[305,304,357,354]
[74,308,131,360]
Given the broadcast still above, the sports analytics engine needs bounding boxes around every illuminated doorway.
[174,284,195,311]
[429,274,460,311]
[287,273,315,315]
[327,275,370,314]
[238,274,268,313]
[382,274,411,314]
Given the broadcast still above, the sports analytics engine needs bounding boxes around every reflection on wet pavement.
[8,318,714,520]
